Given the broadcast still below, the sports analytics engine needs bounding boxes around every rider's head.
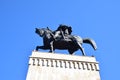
[57,24,72,34]
[68,26,72,34]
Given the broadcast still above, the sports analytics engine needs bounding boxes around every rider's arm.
[60,29,65,39]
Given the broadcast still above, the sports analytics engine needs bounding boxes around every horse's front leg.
[49,41,54,53]
[36,46,45,51]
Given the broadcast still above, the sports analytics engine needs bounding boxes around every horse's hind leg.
[77,43,86,56]
[68,49,75,55]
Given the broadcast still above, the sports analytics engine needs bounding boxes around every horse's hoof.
[33,49,37,52]
[82,55,86,56]
[49,51,54,53]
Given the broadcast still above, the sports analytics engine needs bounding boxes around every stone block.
[26,51,100,80]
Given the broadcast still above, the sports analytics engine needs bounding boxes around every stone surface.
[26,51,100,80]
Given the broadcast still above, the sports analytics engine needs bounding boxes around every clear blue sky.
[0,0,120,80]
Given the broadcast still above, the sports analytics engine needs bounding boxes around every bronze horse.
[35,28,97,56]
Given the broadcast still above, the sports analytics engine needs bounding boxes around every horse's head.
[35,28,45,37]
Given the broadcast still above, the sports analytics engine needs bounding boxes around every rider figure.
[53,24,72,40]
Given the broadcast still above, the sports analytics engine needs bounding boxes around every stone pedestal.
[26,51,100,80]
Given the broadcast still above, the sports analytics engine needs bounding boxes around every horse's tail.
[83,38,97,50]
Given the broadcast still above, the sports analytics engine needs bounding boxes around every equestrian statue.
[35,24,97,56]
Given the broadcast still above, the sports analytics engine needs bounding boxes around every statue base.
[26,51,100,80]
